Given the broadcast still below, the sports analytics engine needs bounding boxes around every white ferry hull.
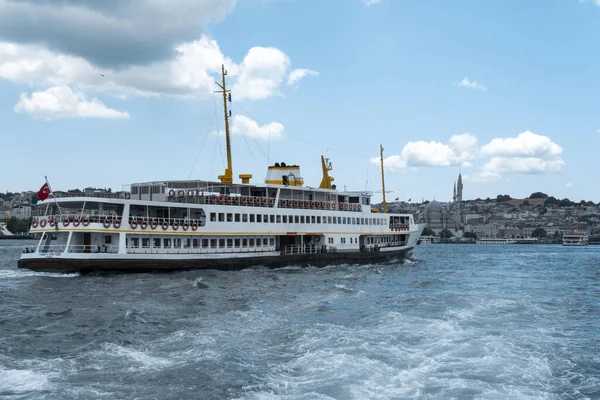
[18,247,416,274]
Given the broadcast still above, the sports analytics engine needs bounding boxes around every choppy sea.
[0,240,599,399]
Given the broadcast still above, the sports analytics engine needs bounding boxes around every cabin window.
[295,215,299,223]
[235,214,241,222]
[332,217,336,224]
[202,239,209,248]
[317,216,321,223]
[362,197,370,205]
[227,213,233,222]
[210,239,217,248]
[184,239,191,249]
[242,238,248,247]
[153,238,161,248]
[193,239,200,248]
[283,215,287,223]
[264,215,268,224]
[163,238,172,248]
[341,238,346,244]
[174,238,182,248]
[218,213,225,222]
[269,238,275,246]
[343,217,346,224]
[263,238,268,246]
[210,213,216,222]
[311,216,315,224]
[141,186,150,195]
[276,215,281,223]
[327,216,332,224]
[219,239,225,248]
[270,215,275,223]
[130,238,139,248]
[234,239,240,248]
[242,214,248,222]
[301,216,305,224]
[250,214,255,223]
[131,186,139,195]
[257,214,262,223]
[142,238,150,248]
[227,239,233,248]
[249,238,255,247]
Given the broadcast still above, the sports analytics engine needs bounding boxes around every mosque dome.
[426,200,442,209]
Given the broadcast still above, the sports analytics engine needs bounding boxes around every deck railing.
[125,247,276,255]
[283,244,322,255]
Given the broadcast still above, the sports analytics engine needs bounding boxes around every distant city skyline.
[2,1,600,202]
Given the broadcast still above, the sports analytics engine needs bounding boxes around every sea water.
[0,240,598,399]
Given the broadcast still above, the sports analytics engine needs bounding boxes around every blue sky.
[1,0,599,203]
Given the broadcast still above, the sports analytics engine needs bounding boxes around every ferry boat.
[562,232,588,246]
[0,222,14,237]
[476,237,517,244]
[18,66,425,274]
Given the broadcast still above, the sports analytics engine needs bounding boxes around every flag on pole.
[395,197,399,201]
[38,183,51,201]
[408,198,411,202]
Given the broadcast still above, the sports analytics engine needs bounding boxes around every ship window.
[227,213,233,222]
[210,213,216,222]
[219,239,225,248]
[317,216,321,223]
[235,239,240,247]
[270,215,275,223]
[269,238,275,246]
[263,238,268,246]
[242,214,248,222]
[264,214,268,224]
[131,186,139,195]
[153,238,161,248]
[210,239,217,248]
[311,216,315,224]
[218,213,225,222]
[142,238,150,248]
[163,238,171,248]
[343,217,346,224]
[295,215,299,223]
[184,239,191,249]
[362,197,370,205]
[141,186,149,195]
[202,239,209,248]
[235,214,241,222]
[151,186,160,194]
[249,238,255,247]
[283,215,287,223]
[301,216,305,223]
[174,238,182,248]
[130,238,139,248]
[332,217,336,224]
[242,238,248,247]
[227,239,233,248]
[276,215,281,223]
[193,239,200,248]
[256,238,262,247]
[250,214,255,223]
[361,218,365,225]
[257,214,262,223]
[327,216,332,224]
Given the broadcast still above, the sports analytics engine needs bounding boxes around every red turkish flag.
[38,183,51,201]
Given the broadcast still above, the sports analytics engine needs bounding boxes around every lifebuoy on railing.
[242,196,248,204]
[182,221,189,231]
[177,190,184,197]
[197,190,204,198]
[140,220,148,230]
[169,189,175,197]
[130,219,138,229]
[187,190,195,197]
[72,217,80,227]
[40,219,47,228]
[150,219,158,230]
[103,219,112,228]
[191,221,198,231]
[172,220,179,230]
[161,220,169,230]
[114,218,121,229]
[218,195,224,203]
[32,218,38,228]
[63,217,70,227]
[226,195,231,203]
[124,192,131,199]
[82,216,90,226]
[268,198,274,206]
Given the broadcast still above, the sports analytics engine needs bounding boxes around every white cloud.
[480,131,562,158]
[14,86,129,120]
[232,47,291,100]
[457,77,487,91]
[287,68,319,86]
[375,133,478,170]
[229,115,284,140]
[479,156,564,175]
[566,182,573,188]
[362,0,382,5]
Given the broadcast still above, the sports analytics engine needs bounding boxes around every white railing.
[284,244,321,255]
[125,247,276,255]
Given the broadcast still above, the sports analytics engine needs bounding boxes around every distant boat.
[0,222,14,237]
[476,237,517,244]
[562,233,588,246]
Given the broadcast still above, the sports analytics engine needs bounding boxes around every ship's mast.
[380,144,387,213]
[216,64,233,184]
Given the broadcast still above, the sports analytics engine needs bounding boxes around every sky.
[1,0,600,203]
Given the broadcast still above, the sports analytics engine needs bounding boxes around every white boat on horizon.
[562,232,588,246]
[0,222,14,237]
[18,65,425,274]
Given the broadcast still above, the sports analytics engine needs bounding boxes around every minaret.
[453,182,457,203]
[457,173,463,203]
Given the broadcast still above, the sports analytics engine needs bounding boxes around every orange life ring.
[140,220,148,230]
[172,220,179,230]
[191,221,198,231]
[114,219,121,229]
[103,219,112,228]
[82,216,90,226]
[169,189,175,197]
[40,219,47,228]
[73,217,80,227]
[32,218,38,228]
[130,219,138,229]
[161,220,169,230]
[150,219,158,230]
